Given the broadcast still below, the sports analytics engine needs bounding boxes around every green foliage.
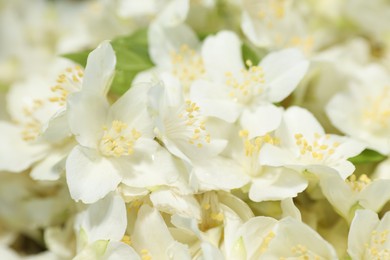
[349,149,387,164]
[241,42,267,67]
[62,28,154,95]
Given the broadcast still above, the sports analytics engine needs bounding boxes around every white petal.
[132,205,185,257]
[200,242,224,260]
[192,157,250,191]
[66,146,122,204]
[155,0,190,27]
[0,122,48,172]
[82,41,116,96]
[180,139,228,163]
[67,92,108,149]
[108,83,153,137]
[348,210,379,260]
[103,242,140,260]
[259,143,296,167]
[264,217,338,259]
[150,189,201,220]
[75,193,127,243]
[190,79,242,123]
[30,151,66,181]
[282,106,325,139]
[249,167,307,202]
[261,48,309,103]
[359,180,390,212]
[201,31,244,83]
[240,105,283,139]
[319,174,354,219]
[148,22,198,68]
[120,145,182,188]
[40,109,71,142]
[281,198,302,221]
[239,216,278,259]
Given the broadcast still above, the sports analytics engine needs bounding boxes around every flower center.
[198,192,224,231]
[19,66,84,142]
[257,0,286,28]
[260,231,276,253]
[225,60,265,105]
[170,44,205,91]
[239,130,279,177]
[49,66,83,107]
[280,244,321,260]
[346,174,372,192]
[165,100,211,148]
[362,86,390,131]
[294,133,339,161]
[99,120,141,157]
[141,249,152,260]
[365,230,390,259]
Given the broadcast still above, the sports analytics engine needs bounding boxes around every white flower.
[191,31,308,124]
[240,0,311,52]
[65,42,167,203]
[262,217,338,259]
[320,171,390,221]
[148,79,227,163]
[259,106,366,179]
[0,57,81,173]
[326,64,390,155]
[143,21,204,93]
[229,128,307,202]
[117,0,189,27]
[348,209,390,260]
[129,204,191,259]
[73,193,140,260]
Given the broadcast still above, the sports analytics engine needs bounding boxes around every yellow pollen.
[49,65,83,107]
[99,120,141,157]
[362,87,390,129]
[170,44,205,91]
[365,229,390,259]
[346,174,372,192]
[121,235,132,246]
[294,132,339,161]
[181,100,211,148]
[260,231,275,253]
[141,249,152,260]
[241,130,279,157]
[225,62,265,104]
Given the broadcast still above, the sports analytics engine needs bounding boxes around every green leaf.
[62,51,89,68]
[241,42,267,67]
[62,28,154,95]
[348,149,387,164]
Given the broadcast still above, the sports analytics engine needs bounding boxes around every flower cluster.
[0,0,390,259]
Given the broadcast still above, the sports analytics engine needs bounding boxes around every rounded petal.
[30,151,65,181]
[75,193,127,243]
[82,41,116,96]
[150,189,201,220]
[192,157,250,191]
[103,242,140,260]
[190,79,242,123]
[0,122,48,172]
[148,22,198,68]
[66,146,122,204]
[348,210,379,260]
[264,217,338,259]
[240,105,283,139]
[201,31,244,83]
[155,0,189,27]
[249,167,307,202]
[261,48,309,103]
[67,92,108,149]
